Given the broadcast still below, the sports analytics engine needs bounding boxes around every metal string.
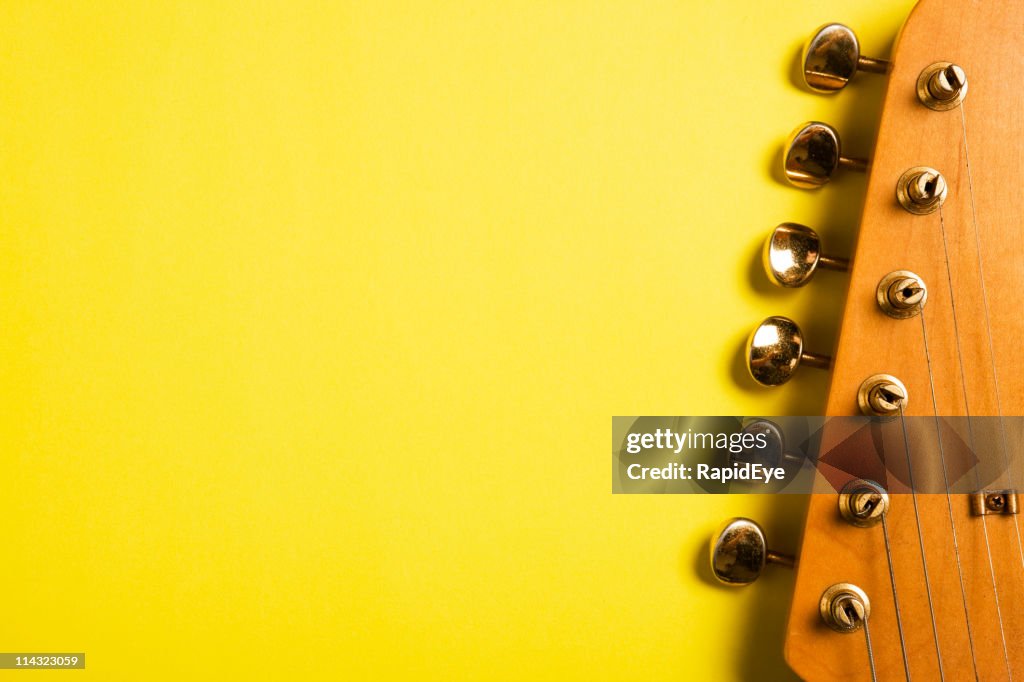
[917,310,981,681]
[959,102,1024,570]
[872,391,914,680]
[934,204,1012,679]
[896,403,945,681]
[881,514,913,681]
[864,618,879,682]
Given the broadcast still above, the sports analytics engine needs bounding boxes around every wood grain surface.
[786,1,1024,679]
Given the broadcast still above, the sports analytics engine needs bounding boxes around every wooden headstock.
[783,1,1024,680]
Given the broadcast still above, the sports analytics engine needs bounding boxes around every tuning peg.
[784,122,867,189]
[711,517,795,586]
[802,23,889,93]
[732,419,805,471]
[764,223,849,287]
[746,316,831,387]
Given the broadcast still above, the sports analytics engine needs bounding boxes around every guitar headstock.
[730,1,1024,679]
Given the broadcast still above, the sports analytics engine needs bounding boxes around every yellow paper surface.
[0,2,916,679]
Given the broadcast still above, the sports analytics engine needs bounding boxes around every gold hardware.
[917,62,968,111]
[733,419,805,470]
[969,491,1019,516]
[710,517,795,586]
[857,374,908,417]
[802,23,889,93]
[838,479,890,527]
[896,166,947,215]
[784,122,867,189]
[764,223,849,288]
[876,270,927,319]
[746,316,831,387]
[820,583,871,633]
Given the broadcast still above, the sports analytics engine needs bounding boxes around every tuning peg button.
[803,23,889,93]
[784,122,867,189]
[764,223,849,287]
[733,419,805,471]
[747,316,831,386]
[711,517,795,586]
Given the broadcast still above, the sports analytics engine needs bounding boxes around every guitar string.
[896,403,944,681]
[917,309,980,681]
[880,514,913,681]
[959,102,1024,570]
[935,204,1012,680]
[863,618,878,682]
[871,385,913,680]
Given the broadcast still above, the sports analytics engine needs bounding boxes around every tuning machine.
[802,23,889,93]
[857,374,909,417]
[784,122,867,189]
[733,419,806,472]
[764,223,848,287]
[711,517,794,586]
[917,62,968,110]
[747,316,831,386]
[896,167,947,214]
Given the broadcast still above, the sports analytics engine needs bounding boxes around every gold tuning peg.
[733,419,805,471]
[711,517,795,586]
[746,316,831,387]
[764,223,849,287]
[802,23,889,93]
[784,122,867,189]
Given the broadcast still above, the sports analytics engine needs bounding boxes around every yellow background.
[0,1,915,679]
